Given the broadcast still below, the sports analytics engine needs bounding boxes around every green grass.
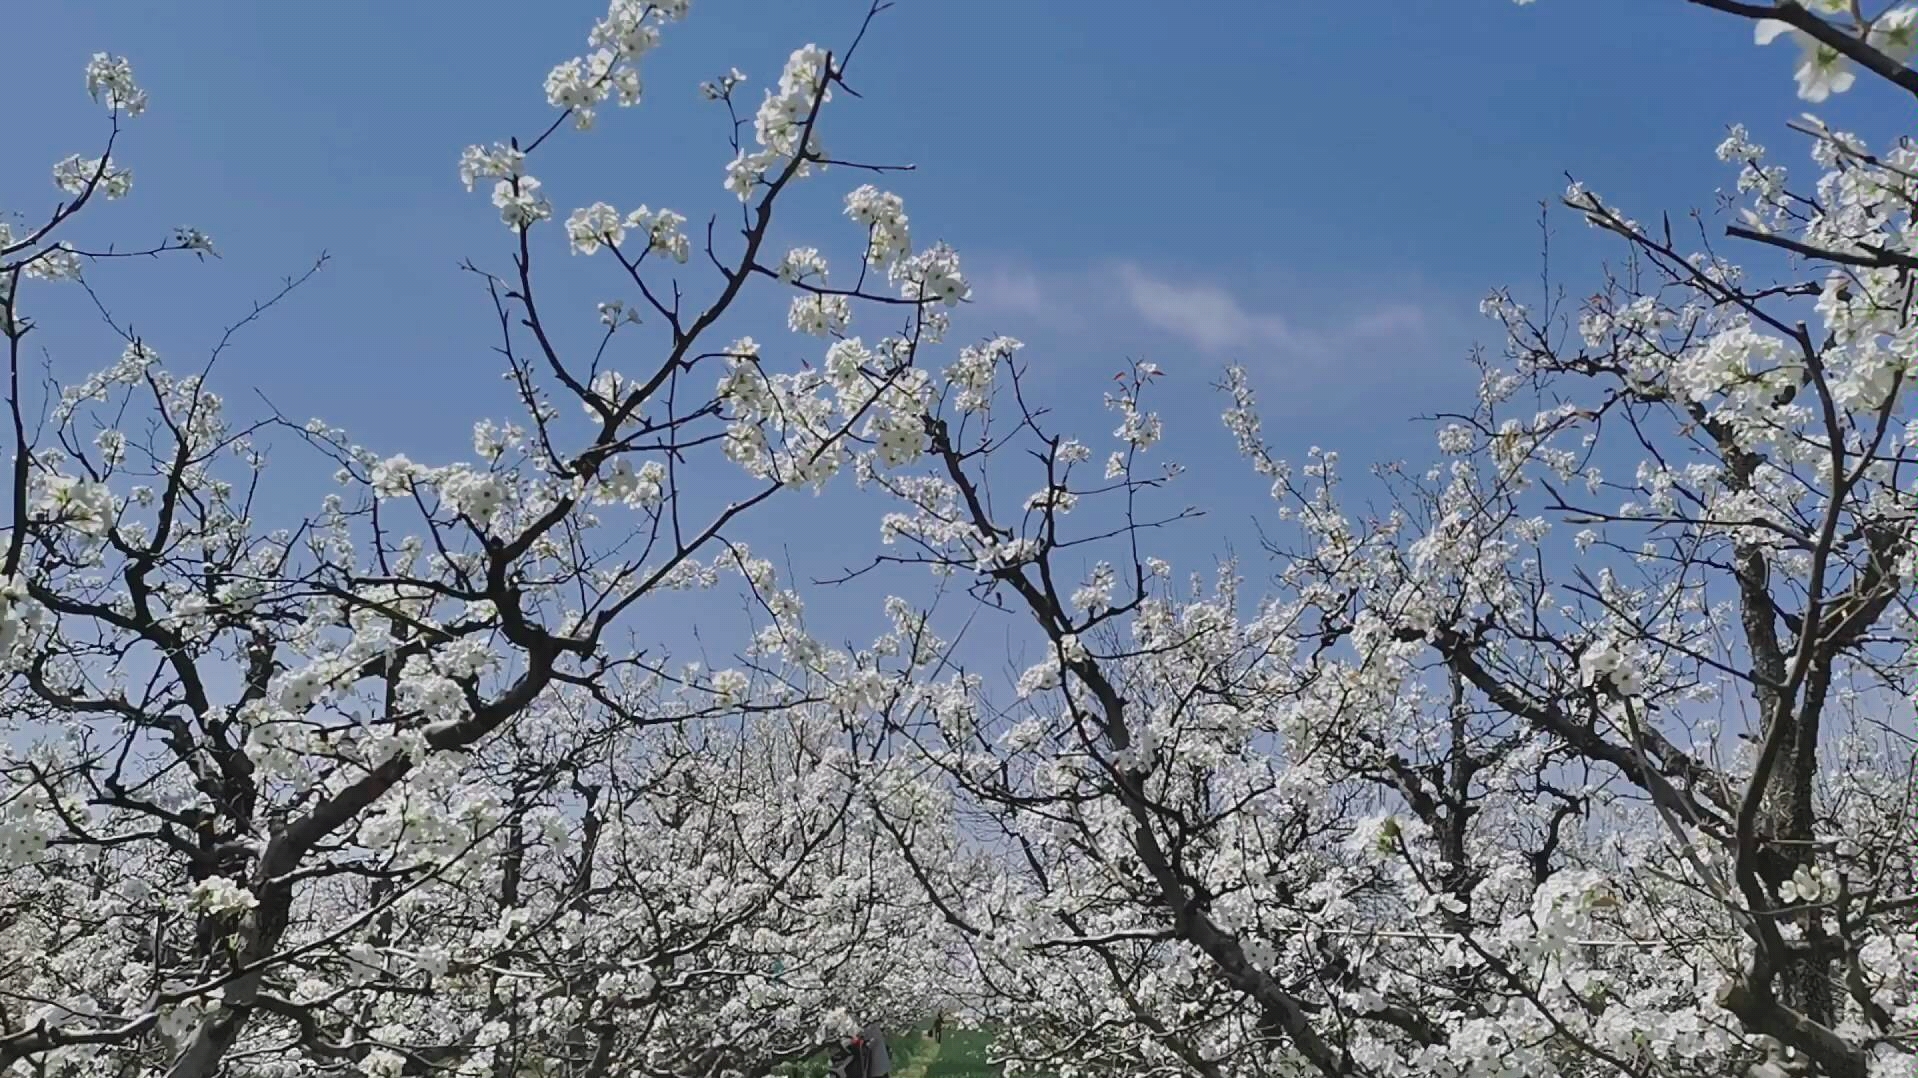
[773,1027,1052,1078]
[887,1034,938,1077]
[921,1029,1000,1078]
[775,1030,943,1078]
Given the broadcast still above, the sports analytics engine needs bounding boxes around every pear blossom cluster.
[51,154,131,199]
[564,201,689,261]
[542,0,690,128]
[846,184,911,266]
[1521,0,1918,105]
[725,44,835,199]
[83,52,146,115]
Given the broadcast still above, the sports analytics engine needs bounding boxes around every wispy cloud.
[1115,263,1298,353]
[958,255,1467,417]
[1113,261,1429,359]
[1345,303,1429,342]
[969,264,1049,318]
[964,256,1444,379]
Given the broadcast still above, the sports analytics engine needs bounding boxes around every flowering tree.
[854,5,1918,1078]
[0,3,971,1076]
[7,3,1918,1078]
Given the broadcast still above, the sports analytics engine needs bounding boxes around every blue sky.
[2,0,1889,663]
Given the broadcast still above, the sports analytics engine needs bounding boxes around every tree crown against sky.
[1,2,1915,1078]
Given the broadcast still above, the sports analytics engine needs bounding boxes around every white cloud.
[963,256,1440,368]
[971,264,1048,317]
[1346,303,1429,341]
[1114,261,1427,358]
[1115,263,1298,353]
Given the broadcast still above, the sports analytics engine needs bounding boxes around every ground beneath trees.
[898,1029,997,1078]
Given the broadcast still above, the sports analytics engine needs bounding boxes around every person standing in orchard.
[860,1022,892,1078]
[825,1023,890,1078]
